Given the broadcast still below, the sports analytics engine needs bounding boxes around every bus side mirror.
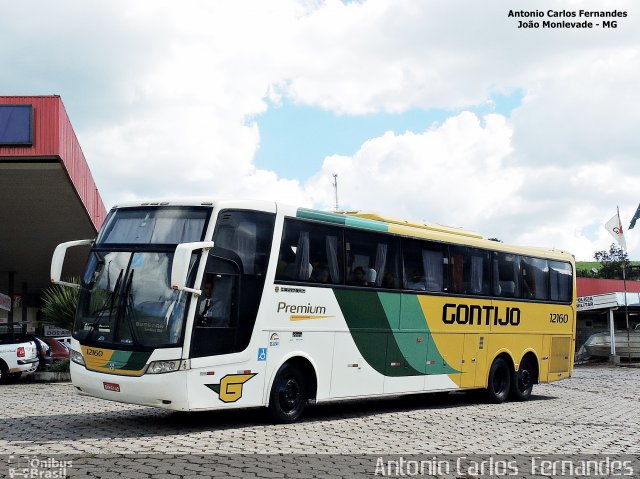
[51,239,94,288]
[171,241,214,294]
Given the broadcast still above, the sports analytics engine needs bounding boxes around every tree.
[41,280,80,331]
[593,243,630,280]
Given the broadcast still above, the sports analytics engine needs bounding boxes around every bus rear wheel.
[486,357,511,403]
[268,363,307,423]
[510,357,534,401]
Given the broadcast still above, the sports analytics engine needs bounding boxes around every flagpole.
[619,206,631,362]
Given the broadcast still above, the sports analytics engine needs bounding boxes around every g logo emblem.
[206,373,256,403]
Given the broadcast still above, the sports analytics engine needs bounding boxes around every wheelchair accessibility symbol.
[257,348,267,361]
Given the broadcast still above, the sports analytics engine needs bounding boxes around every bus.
[51,199,576,422]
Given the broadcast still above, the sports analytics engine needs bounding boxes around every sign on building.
[0,292,11,312]
[44,325,71,337]
[577,293,619,312]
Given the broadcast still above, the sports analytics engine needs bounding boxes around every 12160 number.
[550,313,569,323]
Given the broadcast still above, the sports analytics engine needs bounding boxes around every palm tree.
[41,279,79,331]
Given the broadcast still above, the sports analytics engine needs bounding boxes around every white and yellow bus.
[51,199,575,422]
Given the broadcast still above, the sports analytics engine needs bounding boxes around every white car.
[0,334,39,382]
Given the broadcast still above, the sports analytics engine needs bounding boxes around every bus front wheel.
[510,357,535,401]
[268,363,307,423]
[486,357,511,403]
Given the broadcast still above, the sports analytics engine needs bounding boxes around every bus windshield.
[74,206,210,349]
[74,250,194,349]
[97,206,209,245]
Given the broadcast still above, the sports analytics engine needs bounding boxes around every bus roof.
[108,199,574,263]
[339,211,483,239]
[296,207,574,263]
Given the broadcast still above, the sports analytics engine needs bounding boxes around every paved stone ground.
[0,364,638,477]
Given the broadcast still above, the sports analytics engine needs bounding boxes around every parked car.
[54,336,71,348]
[17,334,52,370]
[43,338,70,362]
[584,324,640,359]
[0,333,39,382]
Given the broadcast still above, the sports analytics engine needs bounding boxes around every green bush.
[50,358,70,372]
[41,278,80,331]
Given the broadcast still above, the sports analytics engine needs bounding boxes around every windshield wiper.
[119,268,140,346]
[86,269,124,342]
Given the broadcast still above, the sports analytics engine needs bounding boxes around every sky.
[1,0,639,261]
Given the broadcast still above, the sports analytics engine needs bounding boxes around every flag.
[629,203,640,230]
[605,210,627,250]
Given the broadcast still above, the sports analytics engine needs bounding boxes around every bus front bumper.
[71,362,190,410]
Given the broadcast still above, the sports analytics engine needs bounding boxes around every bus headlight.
[146,360,186,374]
[70,349,85,366]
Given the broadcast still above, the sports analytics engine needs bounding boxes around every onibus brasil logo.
[206,373,256,403]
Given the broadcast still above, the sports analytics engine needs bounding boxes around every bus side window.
[522,257,550,300]
[402,239,446,292]
[345,230,400,289]
[190,210,275,359]
[494,253,521,298]
[276,219,343,285]
[549,261,572,302]
[449,247,490,296]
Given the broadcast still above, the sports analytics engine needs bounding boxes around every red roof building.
[0,95,106,334]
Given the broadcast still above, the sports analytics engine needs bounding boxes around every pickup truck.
[0,334,39,382]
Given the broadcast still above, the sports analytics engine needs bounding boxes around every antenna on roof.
[332,173,339,212]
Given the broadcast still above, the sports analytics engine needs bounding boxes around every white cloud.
[1,0,639,260]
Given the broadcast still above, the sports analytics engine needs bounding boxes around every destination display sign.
[577,293,619,312]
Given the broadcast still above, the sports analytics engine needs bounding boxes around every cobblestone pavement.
[1,364,638,477]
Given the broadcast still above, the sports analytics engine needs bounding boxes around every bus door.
[186,252,267,409]
[187,210,275,409]
[330,331,385,398]
[461,334,487,388]
[539,335,551,383]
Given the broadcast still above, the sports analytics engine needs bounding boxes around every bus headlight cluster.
[70,349,85,366]
[146,360,185,374]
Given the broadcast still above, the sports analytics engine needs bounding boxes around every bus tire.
[268,363,307,423]
[510,357,534,401]
[486,357,510,403]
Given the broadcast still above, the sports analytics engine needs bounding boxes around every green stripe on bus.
[334,290,458,376]
[121,352,151,371]
[297,208,347,226]
[297,208,389,233]
[109,350,150,371]
[334,289,422,377]
[344,216,389,232]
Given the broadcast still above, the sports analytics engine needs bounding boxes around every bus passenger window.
[402,239,446,292]
[549,261,572,302]
[521,257,549,300]
[345,230,400,289]
[493,253,521,298]
[449,247,491,295]
[276,219,343,285]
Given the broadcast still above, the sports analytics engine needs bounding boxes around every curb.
[27,372,71,382]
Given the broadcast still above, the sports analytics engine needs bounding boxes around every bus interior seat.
[499,281,516,295]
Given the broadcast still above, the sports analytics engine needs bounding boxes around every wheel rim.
[517,367,532,392]
[278,377,301,413]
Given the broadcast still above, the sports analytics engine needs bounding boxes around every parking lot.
[1,364,638,477]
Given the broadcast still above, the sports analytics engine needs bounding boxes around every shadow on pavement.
[1,387,557,443]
